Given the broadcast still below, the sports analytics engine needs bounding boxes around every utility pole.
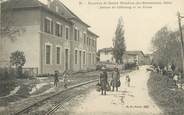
[177,12,184,74]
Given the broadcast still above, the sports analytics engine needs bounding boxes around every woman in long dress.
[100,70,108,95]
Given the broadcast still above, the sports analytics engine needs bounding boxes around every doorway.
[65,49,69,70]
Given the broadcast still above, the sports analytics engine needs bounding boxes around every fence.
[22,67,38,77]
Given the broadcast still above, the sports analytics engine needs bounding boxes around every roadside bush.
[148,72,184,115]
[0,68,18,97]
[125,63,136,70]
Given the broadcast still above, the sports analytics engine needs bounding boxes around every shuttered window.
[44,18,53,34]
[83,51,86,64]
[46,45,51,64]
[56,47,61,64]
[75,50,78,64]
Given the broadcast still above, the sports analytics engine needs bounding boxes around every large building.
[0,0,98,74]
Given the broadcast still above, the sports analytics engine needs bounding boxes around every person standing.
[111,68,120,91]
[100,69,108,95]
[171,63,176,72]
[63,70,69,88]
[173,73,179,87]
[54,70,59,87]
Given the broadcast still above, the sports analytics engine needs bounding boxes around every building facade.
[98,47,115,63]
[122,51,145,65]
[0,0,98,74]
[98,48,146,65]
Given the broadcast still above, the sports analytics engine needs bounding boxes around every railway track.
[45,95,76,115]
[14,79,98,115]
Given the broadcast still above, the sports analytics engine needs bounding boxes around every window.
[75,50,78,64]
[83,51,85,64]
[74,28,77,41]
[89,53,91,65]
[65,27,69,40]
[55,23,60,37]
[56,47,61,64]
[44,18,53,34]
[87,37,89,45]
[94,39,96,47]
[55,23,63,37]
[65,49,69,70]
[83,33,86,44]
[46,45,51,64]
[92,39,93,46]
[92,54,94,64]
[89,38,91,46]
[60,25,63,37]
[93,54,95,64]
[78,30,80,41]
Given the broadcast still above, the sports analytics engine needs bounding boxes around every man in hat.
[111,68,120,91]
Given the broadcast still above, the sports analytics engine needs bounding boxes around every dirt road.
[55,66,163,115]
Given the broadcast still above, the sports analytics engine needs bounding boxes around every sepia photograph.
[0,0,184,114]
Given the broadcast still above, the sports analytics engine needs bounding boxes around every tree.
[10,51,26,77]
[0,0,25,65]
[151,26,183,72]
[0,0,25,40]
[113,17,126,64]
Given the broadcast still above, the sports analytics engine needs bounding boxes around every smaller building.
[98,47,115,63]
[144,54,152,65]
[98,47,147,65]
[122,51,145,65]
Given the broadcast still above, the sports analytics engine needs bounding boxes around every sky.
[39,0,184,54]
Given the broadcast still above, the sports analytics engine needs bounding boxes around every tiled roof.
[87,30,99,38]
[125,51,145,56]
[98,48,145,56]
[56,0,90,27]
[98,47,113,52]
[1,0,43,9]
[2,0,89,27]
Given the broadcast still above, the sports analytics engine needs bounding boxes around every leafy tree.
[113,17,126,64]
[10,51,26,77]
[0,0,25,40]
[151,26,183,72]
[0,0,25,65]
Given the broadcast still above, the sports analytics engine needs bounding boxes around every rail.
[14,79,98,115]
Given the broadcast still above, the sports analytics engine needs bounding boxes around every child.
[126,75,131,87]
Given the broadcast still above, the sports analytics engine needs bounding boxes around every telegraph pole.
[177,12,184,74]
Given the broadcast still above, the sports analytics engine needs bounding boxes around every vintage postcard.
[0,0,184,115]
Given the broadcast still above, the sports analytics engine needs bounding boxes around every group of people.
[53,70,69,88]
[153,64,184,89]
[98,67,131,95]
